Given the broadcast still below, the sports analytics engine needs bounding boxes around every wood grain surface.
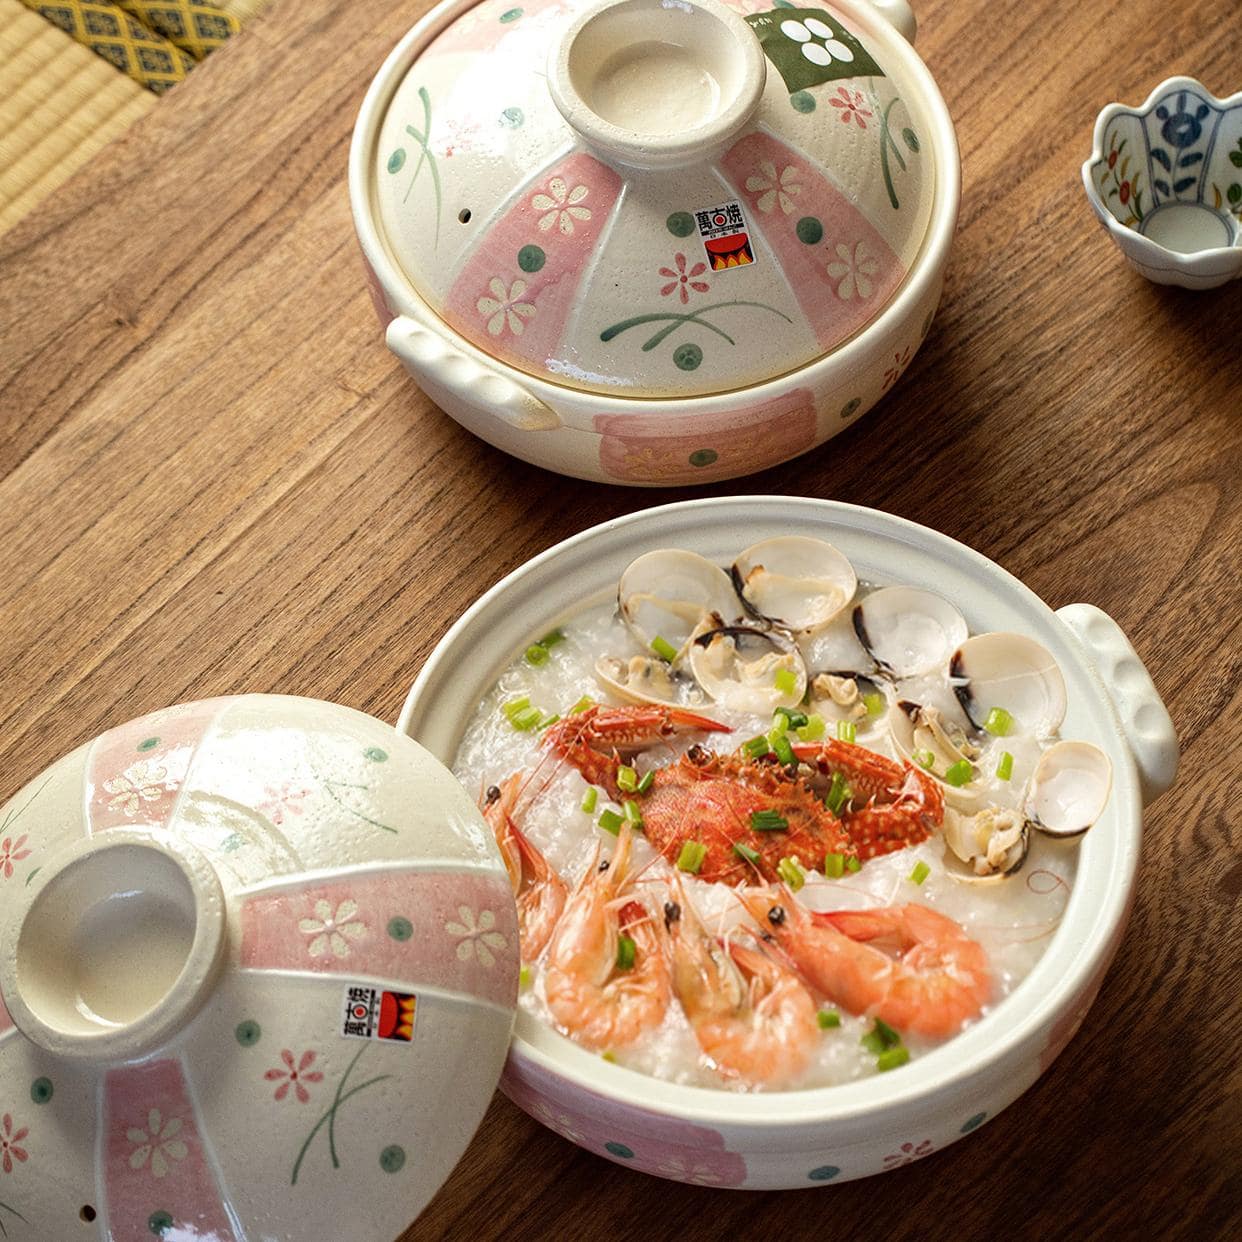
[1,0,1239,1238]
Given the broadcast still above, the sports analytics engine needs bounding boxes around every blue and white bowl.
[1083,77,1242,289]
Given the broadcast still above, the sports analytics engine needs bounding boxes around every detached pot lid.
[369,0,938,398]
[0,695,517,1242]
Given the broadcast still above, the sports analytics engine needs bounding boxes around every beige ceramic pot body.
[397,497,1178,1189]
[0,695,517,1241]
[350,0,959,485]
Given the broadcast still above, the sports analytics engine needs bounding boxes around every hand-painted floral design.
[658,253,710,303]
[0,1115,28,1174]
[477,277,536,338]
[298,898,367,960]
[883,346,912,390]
[745,160,802,214]
[1099,127,1146,227]
[265,1050,324,1103]
[0,835,30,880]
[532,177,591,234]
[829,86,872,128]
[882,1138,935,1168]
[531,1102,585,1146]
[256,784,311,826]
[103,760,169,816]
[654,1154,727,1186]
[445,905,508,967]
[826,241,879,300]
[126,1110,187,1179]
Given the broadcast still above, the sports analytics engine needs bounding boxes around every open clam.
[688,624,807,715]
[593,654,705,708]
[731,537,857,632]
[951,633,1067,737]
[810,671,887,725]
[1026,741,1113,838]
[618,549,740,659]
[888,699,983,810]
[852,587,968,679]
[942,805,1029,881]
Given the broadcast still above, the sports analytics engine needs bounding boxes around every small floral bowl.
[1083,77,1242,289]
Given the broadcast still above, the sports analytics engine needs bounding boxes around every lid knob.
[548,0,767,169]
[0,830,227,1063]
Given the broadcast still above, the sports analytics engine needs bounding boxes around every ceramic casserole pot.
[397,496,1178,1188]
[350,0,959,485]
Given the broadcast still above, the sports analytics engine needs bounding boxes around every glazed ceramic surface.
[0,696,517,1241]
[398,497,1178,1189]
[350,0,959,484]
[1083,77,1242,289]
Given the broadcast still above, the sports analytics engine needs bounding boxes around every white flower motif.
[779,17,855,67]
[531,177,591,234]
[444,905,508,968]
[532,1102,585,1145]
[654,1155,725,1186]
[826,241,879,300]
[298,898,367,960]
[126,1109,188,1179]
[103,760,169,815]
[476,277,536,338]
[745,161,801,214]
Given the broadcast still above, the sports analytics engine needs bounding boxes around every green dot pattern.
[903,127,920,153]
[500,107,524,128]
[364,747,388,762]
[840,397,862,420]
[604,1141,634,1158]
[387,149,406,174]
[388,916,414,942]
[235,1020,261,1047]
[673,342,702,371]
[148,1211,174,1235]
[688,449,718,468]
[790,91,816,113]
[795,216,823,244]
[517,245,546,273]
[499,7,522,21]
[137,737,159,752]
[665,211,695,238]
[380,1144,407,1173]
[30,1077,53,1104]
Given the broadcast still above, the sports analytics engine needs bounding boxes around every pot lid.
[368,0,937,398]
[0,695,517,1242]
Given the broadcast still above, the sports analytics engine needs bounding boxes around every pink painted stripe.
[104,1059,238,1242]
[0,993,11,1035]
[239,869,518,1009]
[443,151,622,374]
[721,131,904,351]
[86,699,230,833]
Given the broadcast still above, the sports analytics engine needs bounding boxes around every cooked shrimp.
[668,883,817,1086]
[481,774,567,961]
[543,824,670,1050]
[738,890,991,1039]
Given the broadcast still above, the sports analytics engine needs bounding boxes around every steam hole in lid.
[80,1206,97,1223]
[458,208,472,224]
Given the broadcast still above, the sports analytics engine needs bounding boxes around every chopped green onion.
[637,770,655,794]
[767,715,788,740]
[877,1045,910,1072]
[511,706,543,731]
[519,965,532,990]
[845,855,861,873]
[733,842,761,865]
[817,1009,841,1030]
[623,799,643,827]
[771,732,795,766]
[983,706,1014,737]
[944,759,974,787]
[569,695,594,714]
[774,706,808,729]
[797,713,826,742]
[525,643,550,666]
[676,841,708,873]
[836,719,857,744]
[996,751,1014,781]
[860,1019,902,1054]
[598,809,623,836]
[743,734,771,758]
[908,860,931,885]
[581,787,598,814]
[774,667,798,696]
[913,749,936,771]
[651,635,678,663]
[502,696,531,721]
[750,809,789,832]
[601,1050,616,1063]
[538,628,566,649]
[615,935,636,971]
[617,765,638,793]
[826,772,851,814]
[777,856,806,891]
[823,852,845,878]
[538,713,560,731]
[863,692,886,717]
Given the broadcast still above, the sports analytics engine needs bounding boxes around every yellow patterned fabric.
[19,0,193,92]
[114,0,237,59]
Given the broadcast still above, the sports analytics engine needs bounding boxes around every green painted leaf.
[1229,150,1242,167]
[1229,182,1242,205]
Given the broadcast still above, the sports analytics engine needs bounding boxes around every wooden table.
[1,0,1239,1236]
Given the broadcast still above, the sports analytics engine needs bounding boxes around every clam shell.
[888,699,983,811]
[852,586,968,678]
[731,536,857,632]
[951,632,1067,737]
[1026,740,1112,838]
[618,549,740,657]
[594,654,704,708]
[941,806,1029,881]
[689,625,807,714]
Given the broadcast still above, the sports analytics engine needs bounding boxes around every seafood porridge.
[453,538,1112,1092]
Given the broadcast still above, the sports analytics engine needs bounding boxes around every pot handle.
[867,0,917,42]
[386,316,562,433]
[1055,604,1178,807]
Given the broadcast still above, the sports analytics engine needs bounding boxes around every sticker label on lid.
[341,985,416,1043]
[695,201,755,271]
